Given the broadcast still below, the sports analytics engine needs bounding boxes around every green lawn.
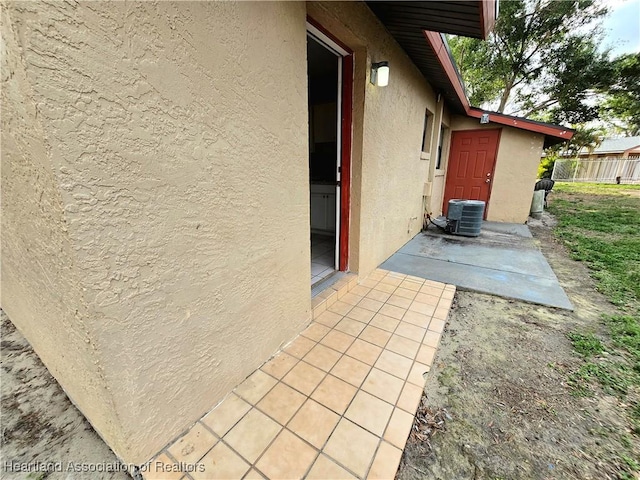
[548,183,640,452]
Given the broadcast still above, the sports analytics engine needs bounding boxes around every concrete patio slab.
[380,222,573,310]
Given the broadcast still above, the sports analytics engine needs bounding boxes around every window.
[421,109,434,154]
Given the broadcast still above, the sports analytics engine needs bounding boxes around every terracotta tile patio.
[145,269,454,480]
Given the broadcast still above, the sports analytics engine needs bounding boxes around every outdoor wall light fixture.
[370,61,390,87]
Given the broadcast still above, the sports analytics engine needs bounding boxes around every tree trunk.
[498,80,513,113]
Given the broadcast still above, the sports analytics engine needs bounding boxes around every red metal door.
[443,129,500,217]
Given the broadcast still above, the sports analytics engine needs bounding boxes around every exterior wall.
[308,2,439,278]
[448,116,545,223]
[2,1,310,464]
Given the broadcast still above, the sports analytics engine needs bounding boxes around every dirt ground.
[0,312,130,480]
[397,214,639,480]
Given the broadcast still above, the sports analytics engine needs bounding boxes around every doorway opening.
[307,23,351,287]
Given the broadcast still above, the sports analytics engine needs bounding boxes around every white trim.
[306,23,349,56]
[335,57,342,270]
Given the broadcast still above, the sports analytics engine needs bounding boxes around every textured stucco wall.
[449,116,546,223]
[308,2,438,278]
[2,1,309,464]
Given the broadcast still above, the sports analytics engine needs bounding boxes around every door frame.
[307,18,353,272]
[443,128,501,219]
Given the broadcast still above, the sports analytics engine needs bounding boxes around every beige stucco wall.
[308,2,439,278]
[449,116,546,223]
[2,1,310,464]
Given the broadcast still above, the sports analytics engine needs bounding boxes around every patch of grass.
[549,183,640,471]
[567,332,604,358]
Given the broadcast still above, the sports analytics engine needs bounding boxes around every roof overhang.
[367,1,497,40]
[423,32,574,147]
[366,3,573,148]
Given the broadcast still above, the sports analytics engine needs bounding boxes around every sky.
[600,0,640,56]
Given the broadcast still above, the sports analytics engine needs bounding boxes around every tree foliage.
[600,53,640,136]
[449,0,612,124]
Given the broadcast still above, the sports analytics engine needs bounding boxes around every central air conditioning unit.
[445,199,485,237]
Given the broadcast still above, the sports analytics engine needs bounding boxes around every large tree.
[449,0,613,124]
[600,53,640,136]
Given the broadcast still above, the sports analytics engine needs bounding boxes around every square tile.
[254,430,317,480]
[346,306,376,323]
[344,391,394,436]
[406,275,425,284]
[434,306,450,320]
[323,419,379,479]
[146,453,185,480]
[373,282,396,294]
[407,362,430,386]
[234,370,278,405]
[397,382,423,414]
[385,294,412,309]
[306,454,357,480]
[351,285,371,297]
[416,344,437,365]
[402,310,432,328]
[375,350,413,380]
[366,289,392,303]
[359,325,392,347]
[368,441,403,480]
[301,322,332,342]
[394,322,426,342]
[285,335,317,359]
[224,408,281,464]
[167,423,217,464]
[379,276,402,287]
[357,297,384,315]
[315,310,344,328]
[304,343,342,372]
[399,280,421,291]
[335,318,366,337]
[282,361,326,396]
[386,272,406,279]
[329,300,354,316]
[408,301,436,316]
[383,408,415,449]
[393,287,417,300]
[312,374,358,415]
[438,297,453,311]
[360,277,379,288]
[192,441,250,480]
[423,330,441,348]
[288,399,340,449]
[346,339,383,365]
[414,292,440,306]
[256,382,306,425]
[378,304,406,320]
[369,313,400,333]
[361,368,404,405]
[442,289,455,300]
[243,469,266,479]
[341,292,364,306]
[430,317,446,333]
[260,352,298,380]
[330,355,371,387]
[202,393,251,437]
[386,334,420,359]
[320,330,356,353]
[419,285,443,297]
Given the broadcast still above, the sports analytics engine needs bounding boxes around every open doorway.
[307,31,340,286]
